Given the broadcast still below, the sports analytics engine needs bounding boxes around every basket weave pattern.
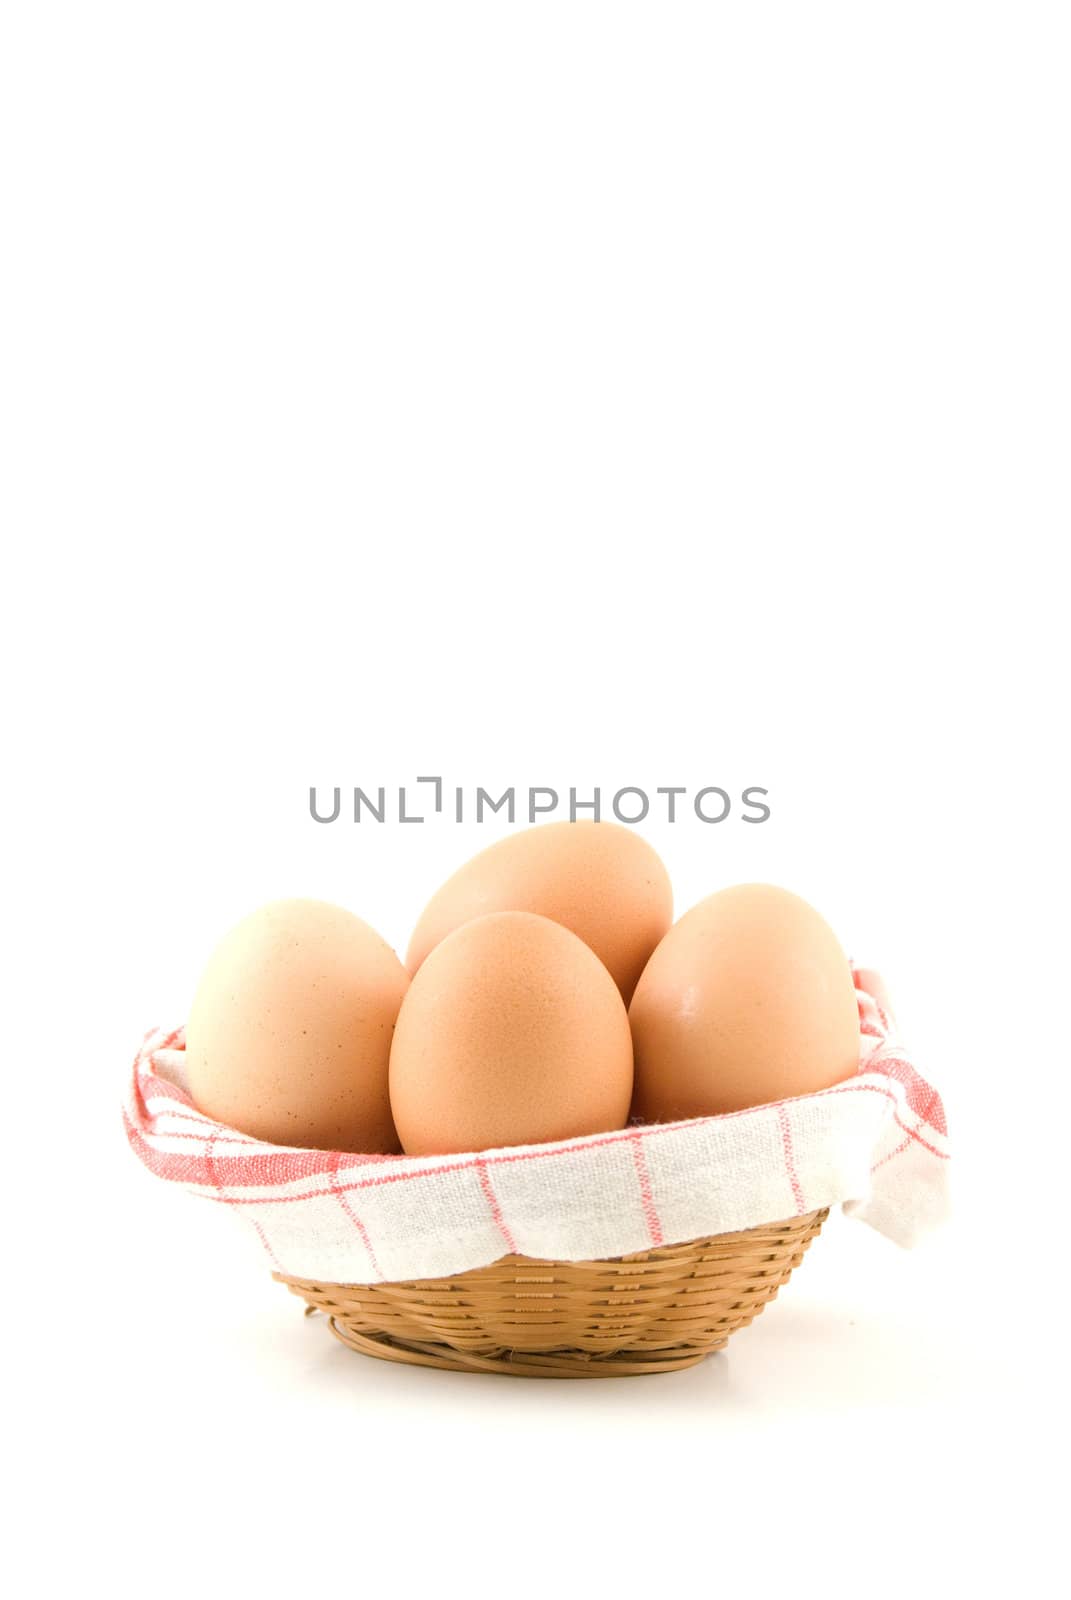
[276,1208,828,1377]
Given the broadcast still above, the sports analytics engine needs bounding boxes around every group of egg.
[185,821,863,1157]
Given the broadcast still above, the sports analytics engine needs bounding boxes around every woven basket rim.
[273,1206,829,1290]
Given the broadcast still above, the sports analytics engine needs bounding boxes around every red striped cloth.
[122,966,949,1284]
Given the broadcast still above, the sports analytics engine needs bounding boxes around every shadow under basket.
[274,1208,828,1378]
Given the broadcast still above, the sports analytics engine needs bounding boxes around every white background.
[3,4,1068,1596]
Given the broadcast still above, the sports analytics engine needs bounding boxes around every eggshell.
[390,910,633,1155]
[186,898,408,1153]
[406,820,672,1003]
[629,883,860,1121]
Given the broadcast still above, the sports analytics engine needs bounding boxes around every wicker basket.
[275,1207,828,1377]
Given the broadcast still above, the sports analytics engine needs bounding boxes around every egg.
[406,820,672,1003]
[390,910,633,1155]
[186,898,408,1153]
[629,883,860,1121]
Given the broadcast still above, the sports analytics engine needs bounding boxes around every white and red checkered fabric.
[123,966,950,1284]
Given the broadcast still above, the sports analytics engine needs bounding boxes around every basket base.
[276,1210,828,1378]
[323,1318,724,1377]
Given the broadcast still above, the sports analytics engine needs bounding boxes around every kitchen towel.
[123,966,950,1285]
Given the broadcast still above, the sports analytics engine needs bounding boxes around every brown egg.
[406,820,672,1003]
[186,899,408,1152]
[629,884,860,1121]
[390,911,633,1155]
